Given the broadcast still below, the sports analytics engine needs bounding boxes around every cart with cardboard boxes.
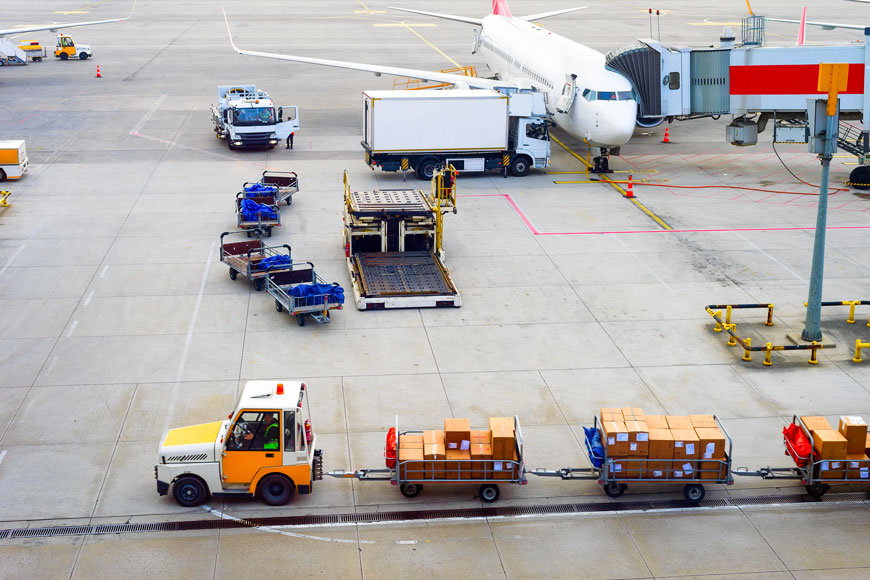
[532,408,734,503]
[327,416,526,502]
[734,415,870,498]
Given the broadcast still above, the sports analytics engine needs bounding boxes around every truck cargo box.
[362,89,509,153]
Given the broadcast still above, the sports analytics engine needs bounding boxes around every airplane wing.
[386,7,483,25]
[765,17,866,31]
[0,0,135,37]
[520,7,587,21]
[224,10,507,90]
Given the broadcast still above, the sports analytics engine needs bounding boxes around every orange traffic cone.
[661,127,670,143]
[625,174,635,198]
[95,65,101,78]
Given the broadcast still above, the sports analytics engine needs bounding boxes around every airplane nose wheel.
[591,148,613,174]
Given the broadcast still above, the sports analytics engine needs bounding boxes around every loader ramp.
[348,251,460,310]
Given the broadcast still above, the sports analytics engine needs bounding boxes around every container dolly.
[733,415,870,498]
[530,416,734,504]
[236,191,280,237]
[219,231,292,291]
[327,416,527,503]
[243,170,299,206]
[266,261,344,326]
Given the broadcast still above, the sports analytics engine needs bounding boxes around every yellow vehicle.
[17,40,44,62]
[0,140,28,181]
[54,34,92,60]
[155,381,323,506]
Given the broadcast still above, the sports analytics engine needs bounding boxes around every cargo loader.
[342,167,460,310]
[362,88,551,179]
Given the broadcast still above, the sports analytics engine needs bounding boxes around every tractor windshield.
[233,107,275,126]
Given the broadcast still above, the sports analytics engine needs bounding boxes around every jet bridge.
[606,16,870,185]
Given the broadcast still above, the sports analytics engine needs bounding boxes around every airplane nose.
[595,103,636,146]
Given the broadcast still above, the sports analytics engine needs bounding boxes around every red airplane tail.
[492,0,512,17]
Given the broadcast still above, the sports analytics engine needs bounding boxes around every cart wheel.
[683,484,706,503]
[245,230,251,238]
[297,314,305,326]
[266,227,273,237]
[399,483,422,498]
[603,482,627,498]
[275,300,283,312]
[479,484,500,503]
[229,268,237,280]
[286,198,292,206]
[254,279,264,291]
[805,482,830,499]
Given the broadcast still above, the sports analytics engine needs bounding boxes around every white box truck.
[362,89,551,179]
[0,140,28,181]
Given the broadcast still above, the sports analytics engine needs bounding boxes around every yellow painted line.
[551,135,672,231]
[374,23,437,27]
[355,1,387,14]
[400,22,460,67]
[53,10,88,14]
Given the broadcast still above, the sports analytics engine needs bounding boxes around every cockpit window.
[583,89,634,102]
[618,91,634,100]
[597,91,617,101]
[582,89,595,101]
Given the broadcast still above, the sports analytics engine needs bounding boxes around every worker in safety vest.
[244,412,280,450]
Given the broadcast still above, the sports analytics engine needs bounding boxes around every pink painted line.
[458,193,870,236]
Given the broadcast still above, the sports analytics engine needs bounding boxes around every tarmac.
[1,0,869,578]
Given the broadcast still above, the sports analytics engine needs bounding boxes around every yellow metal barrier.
[854,340,870,363]
[804,299,870,326]
[0,191,9,207]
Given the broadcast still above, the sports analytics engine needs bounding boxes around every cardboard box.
[644,415,668,430]
[491,425,516,460]
[423,430,445,446]
[646,429,674,477]
[445,418,471,451]
[470,430,491,445]
[445,448,470,480]
[625,420,649,456]
[399,448,426,479]
[815,460,845,480]
[671,461,697,480]
[666,416,693,430]
[689,414,717,428]
[621,407,644,421]
[424,443,446,478]
[601,421,630,457]
[846,454,870,480]
[866,433,870,456]
[493,449,518,480]
[813,429,848,460]
[609,459,642,479]
[699,460,727,480]
[470,443,493,479]
[839,416,868,455]
[800,416,832,437]
[424,443,446,460]
[695,427,726,460]
[646,461,671,480]
[671,429,700,460]
[399,434,424,449]
[600,408,623,423]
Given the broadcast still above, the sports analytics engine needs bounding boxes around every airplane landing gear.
[591,147,613,174]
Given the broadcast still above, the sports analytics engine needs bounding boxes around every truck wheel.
[400,483,422,498]
[60,52,69,60]
[603,482,627,497]
[259,474,294,506]
[229,268,237,280]
[416,158,438,180]
[479,484,500,503]
[173,476,208,507]
[79,52,88,60]
[0,169,6,182]
[510,156,531,177]
[683,484,706,503]
[805,482,830,499]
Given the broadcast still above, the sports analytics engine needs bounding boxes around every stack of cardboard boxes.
[397,417,518,480]
[800,415,870,480]
[599,408,727,481]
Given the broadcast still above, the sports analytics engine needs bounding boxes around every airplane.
[0,1,135,38]
[224,0,638,173]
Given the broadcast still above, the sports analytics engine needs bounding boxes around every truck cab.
[155,381,323,506]
[54,35,91,60]
[212,85,299,150]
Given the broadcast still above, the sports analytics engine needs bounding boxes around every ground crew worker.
[285,131,294,150]
[243,412,279,450]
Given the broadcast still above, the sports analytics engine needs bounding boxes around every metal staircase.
[838,122,867,157]
[0,38,27,65]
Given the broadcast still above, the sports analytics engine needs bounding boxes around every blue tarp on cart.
[256,255,293,270]
[240,198,278,221]
[289,283,345,305]
[583,426,605,468]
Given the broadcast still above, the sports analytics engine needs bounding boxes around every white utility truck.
[362,88,551,179]
[155,381,323,506]
[211,85,298,150]
[0,141,28,181]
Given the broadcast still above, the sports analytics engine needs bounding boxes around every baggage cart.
[266,261,344,326]
[219,231,292,291]
[236,191,280,237]
[327,416,527,503]
[733,415,870,498]
[245,170,298,206]
[530,415,734,503]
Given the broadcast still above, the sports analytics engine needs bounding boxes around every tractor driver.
[243,412,280,450]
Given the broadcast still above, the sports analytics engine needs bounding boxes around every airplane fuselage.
[477,15,636,148]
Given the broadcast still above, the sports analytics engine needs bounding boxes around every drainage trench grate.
[1,492,866,540]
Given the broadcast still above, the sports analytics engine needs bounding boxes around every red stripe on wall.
[730,63,864,95]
